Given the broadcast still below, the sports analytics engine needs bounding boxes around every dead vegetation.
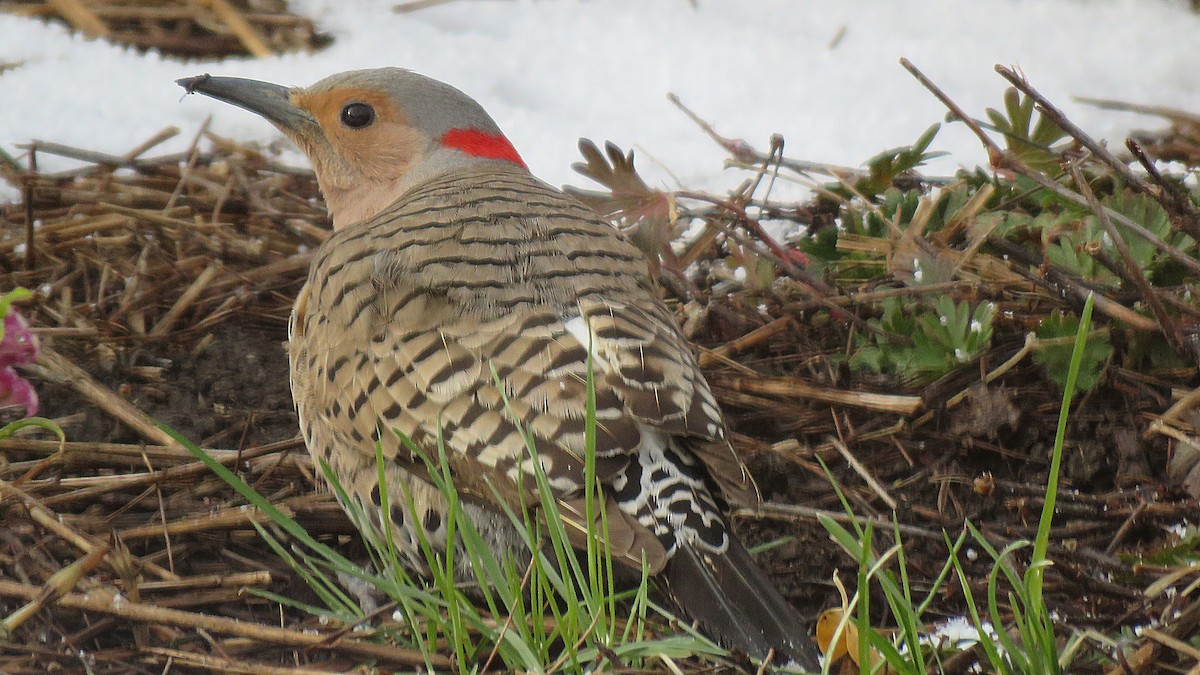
[0,0,330,58]
[0,8,1199,675]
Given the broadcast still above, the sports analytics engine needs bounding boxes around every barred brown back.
[289,165,752,572]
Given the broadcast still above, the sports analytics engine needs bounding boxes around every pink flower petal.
[0,366,38,417]
[0,311,39,369]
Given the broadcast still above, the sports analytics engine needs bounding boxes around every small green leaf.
[0,287,33,342]
[1034,311,1112,393]
[985,88,1066,174]
[0,416,64,443]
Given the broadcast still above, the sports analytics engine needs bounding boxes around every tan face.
[286,87,430,228]
[180,70,522,230]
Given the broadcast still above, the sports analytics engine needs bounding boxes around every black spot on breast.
[407,388,427,409]
[364,374,382,395]
[423,508,441,533]
[390,503,405,528]
[327,355,350,383]
[386,367,406,387]
[370,484,382,507]
[352,391,369,412]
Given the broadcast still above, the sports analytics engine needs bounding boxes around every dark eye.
[340,102,375,129]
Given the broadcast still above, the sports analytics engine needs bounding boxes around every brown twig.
[698,316,794,367]
[33,347,177,446]
[899,58,1002,161]
[197,0,274,58]
[21,148,36,270]
[904,60,1200,279]
[677,190,833,295]
[1125,138,1200,239]
[45,0,109,38]
[149,262,222,336]
[995,64,1151,196]
[1069,163,1185,353]
[668,92,869,180]
[717,373,923,415]
[394,0,466,12]
[0,579,449,668]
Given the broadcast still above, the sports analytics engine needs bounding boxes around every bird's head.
[178,68,527,229]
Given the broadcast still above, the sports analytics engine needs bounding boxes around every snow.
[1,0,1199,206]
[923,616,997,652]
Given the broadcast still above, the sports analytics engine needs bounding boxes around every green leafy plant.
[947,293,1097,674]
[802,125,944,269]
[1126,524,1200,568]
[1033,311,1111,394]
[855,124,946,201]
[976,208,1073,241]
[852,295,995,383]
[1087,193,1176,272]
[823,295,1098,674]
[817,466,966,674]
[986,88,1068,174]
[1040,192,1185,286]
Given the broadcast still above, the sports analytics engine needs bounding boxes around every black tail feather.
[664,537,820,670]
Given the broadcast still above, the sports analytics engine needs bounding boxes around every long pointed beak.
[177,74,318,137]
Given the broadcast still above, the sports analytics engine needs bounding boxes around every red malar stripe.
[440,128,527,168]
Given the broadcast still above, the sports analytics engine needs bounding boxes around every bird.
[177,68,820,668]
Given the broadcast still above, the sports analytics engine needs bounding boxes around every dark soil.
[40,323,296,450]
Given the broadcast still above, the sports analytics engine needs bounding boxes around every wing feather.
[290,166,755,571]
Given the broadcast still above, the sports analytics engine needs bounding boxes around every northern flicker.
[178,68,820,668]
